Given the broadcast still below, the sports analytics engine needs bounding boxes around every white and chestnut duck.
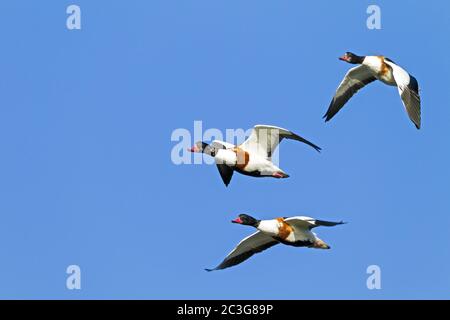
[206,214,345,271]
[324,52,421,129]
[188,125,321,187]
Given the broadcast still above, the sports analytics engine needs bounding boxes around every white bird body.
[189,125,321,186]
[257,218,315,243]
[288,227,316,243]
[214,147,237,167]
[213,140,285,176]
[362,56,396,85]
[241,154,284,176]
[256,219,281,236]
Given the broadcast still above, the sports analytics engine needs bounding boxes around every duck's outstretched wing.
[324,65,376,122]
[285,216,346,230]
[216,162,234,187]
[205,231,279,271]
[240,125,321,160]
[384,60,421,129]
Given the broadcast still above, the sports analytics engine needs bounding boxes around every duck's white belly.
[244,154,280,175]
[285,228,315,243]
[363,56,396,86]
[258,219,316,244]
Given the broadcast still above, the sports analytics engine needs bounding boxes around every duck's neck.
[245,216,261,228]
[353,54,366,64]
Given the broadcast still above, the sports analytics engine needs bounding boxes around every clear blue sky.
[0,1,449,299]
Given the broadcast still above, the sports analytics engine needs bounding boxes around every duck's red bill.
[232,218,242,224]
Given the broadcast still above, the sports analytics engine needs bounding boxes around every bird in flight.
[188,125,321,187]
[206,214,345,271]
[324,52,421,129]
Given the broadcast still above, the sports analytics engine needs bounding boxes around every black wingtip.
[204,268,215,272]
[308,144,322,154]
[309,142,322,153]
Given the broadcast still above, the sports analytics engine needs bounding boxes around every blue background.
[0,1,449,299]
